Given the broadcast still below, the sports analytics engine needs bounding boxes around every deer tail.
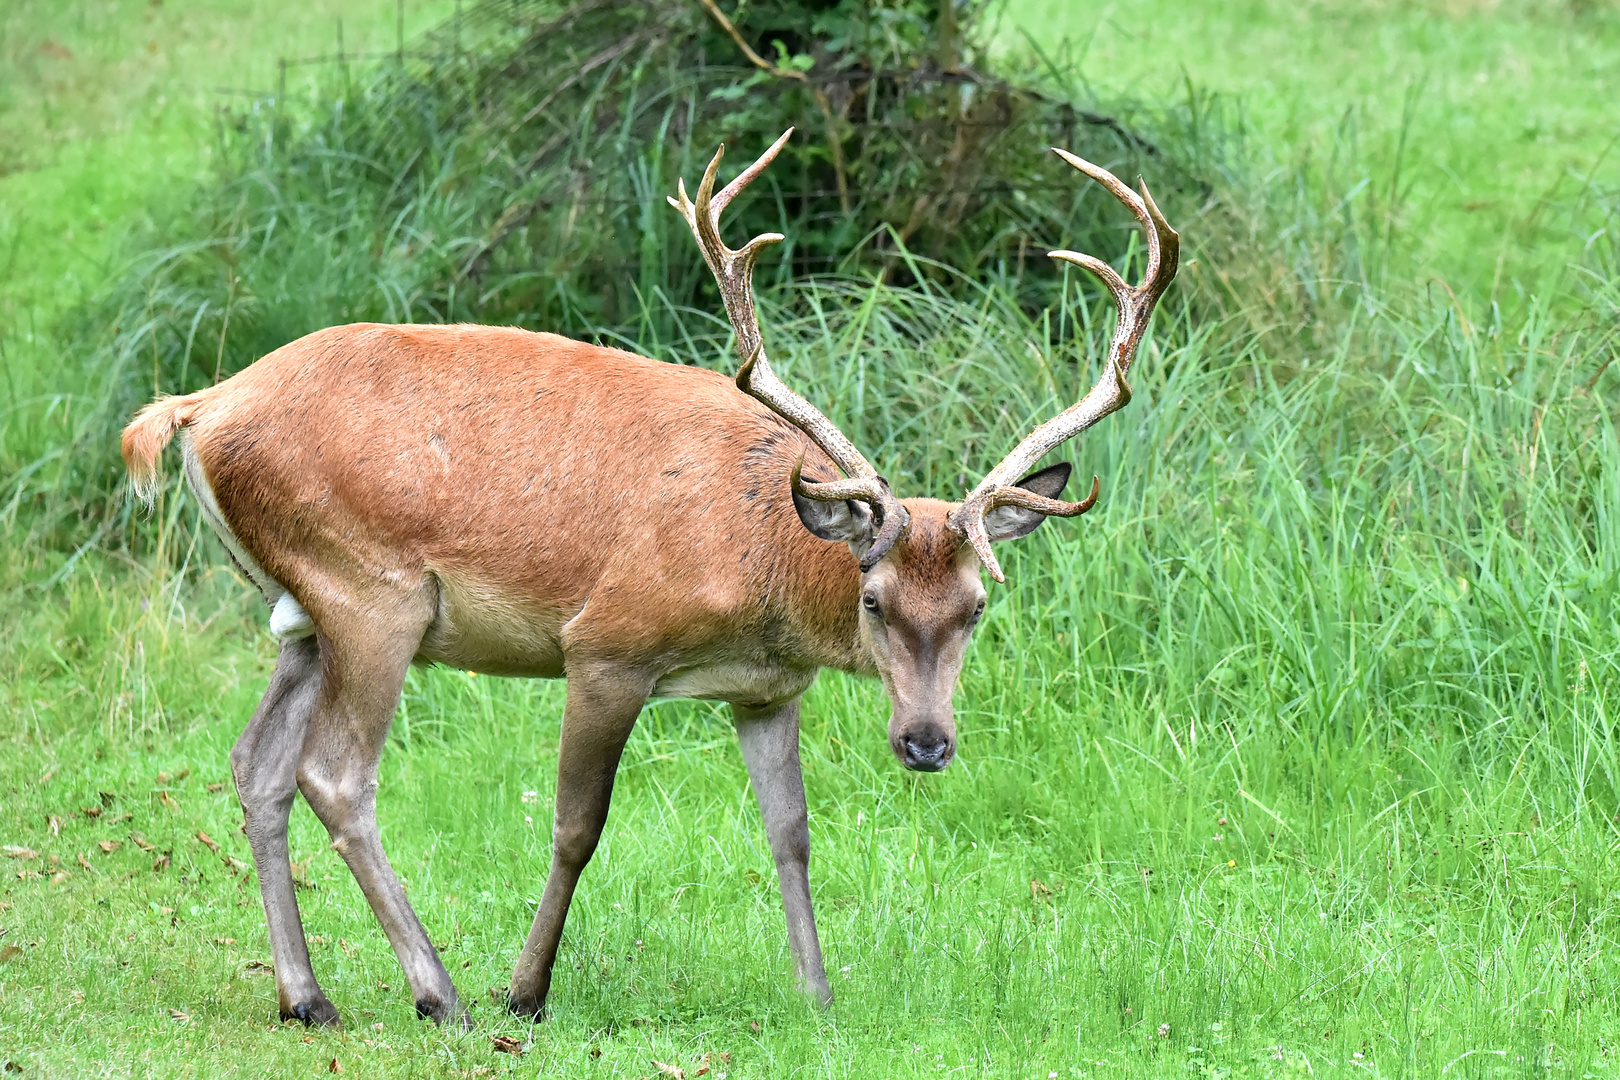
[120,390,215,507]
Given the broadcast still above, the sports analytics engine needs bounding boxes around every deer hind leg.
[230,635,335,1025]
[508,663,651,1018]
[294,596,465,1026]
[733,697,832,1005]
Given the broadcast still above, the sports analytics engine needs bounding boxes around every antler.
[669,129,911,570]
[948,149,1180,582]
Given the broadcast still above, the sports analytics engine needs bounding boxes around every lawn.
[2,2,1619,1078]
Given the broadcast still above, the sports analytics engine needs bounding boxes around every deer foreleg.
[734,697,832,1006]
[508,664,649,1018]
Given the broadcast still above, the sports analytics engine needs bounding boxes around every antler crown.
[669,130,911,570]
[947,149,1180,582]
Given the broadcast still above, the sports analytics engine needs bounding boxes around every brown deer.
[120,129,1177,1027]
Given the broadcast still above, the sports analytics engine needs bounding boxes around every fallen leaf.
[290,860,313,889]
[0,944,21,963]
[50,872,68,884]
[98,792,115,807]
[169,1008,190,1024]
[213,937,236,946]
[99,840,120,854]
[76,853,91,871]
[195,831,219,853]
[327,1058,341,1074]
[223,856,248,875]
[158,791,179,810]
[152,853,170,872]
[129,833,155,852]
[158,772,170,785]
[490,1035,523,1055]
[242,960,274,975]
[176,769,191,782]
[39,40,73,59]
[206,783,224,794]
[3,1059,20,1073]
[652,1060,685,1080]
[47,816,61,837]
[3,848,36,861]
[1030,879,1052,901]
[80,806,102,819]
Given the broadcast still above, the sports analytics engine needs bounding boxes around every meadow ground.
[2,2,1620,1078]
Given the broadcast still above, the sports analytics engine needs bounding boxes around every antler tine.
[670,130,911,571]
[948,150,1180,582]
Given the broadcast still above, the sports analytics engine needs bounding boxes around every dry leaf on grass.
[194,831,219,853]
[47,816,60,837]
[490,1035,523,1055]
[693,1050,730,1077]
[213,937,236,946]
[328,1058,341,1073]
[3,848,37,861]
[652,1060,685,1080]
[222,856,249,875]
[152,853,170,873]
[76,853,91,871]
[98,841,120,854]
[169,1009,190,1024]
[129,833,155,852]
[80,806,102,819]
[0,944,22,964]
[206,783,224,794]
[157,792,179,810]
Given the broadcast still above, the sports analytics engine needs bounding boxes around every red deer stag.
[120,129,1178,1026]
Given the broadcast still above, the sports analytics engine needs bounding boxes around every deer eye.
[969,598,986,624]
[862,592,882,616]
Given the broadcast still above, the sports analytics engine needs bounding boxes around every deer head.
[670,131,1178,771]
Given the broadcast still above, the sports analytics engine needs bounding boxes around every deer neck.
[775,518,872,677]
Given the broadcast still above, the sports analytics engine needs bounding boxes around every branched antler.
[669,129,910,570]
[949,149,1180,582]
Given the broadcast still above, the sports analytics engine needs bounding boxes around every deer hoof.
[414,994,466,1027]
[505,988,547,1021]
[282,995,341,1028]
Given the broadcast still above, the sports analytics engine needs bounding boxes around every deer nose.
[903,734,952,772]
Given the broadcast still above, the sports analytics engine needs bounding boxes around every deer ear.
[793,485,875,548]
[983,462,1073,542]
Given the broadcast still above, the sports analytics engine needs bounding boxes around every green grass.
[998,0,1620,300]
[4,2,1620,1078]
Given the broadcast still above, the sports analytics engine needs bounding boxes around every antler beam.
[949,149,1180,582]
[669,129,910,570]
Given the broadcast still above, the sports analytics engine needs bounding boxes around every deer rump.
[124,321,857,695]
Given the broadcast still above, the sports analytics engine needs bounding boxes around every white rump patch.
[269,594,315,640]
